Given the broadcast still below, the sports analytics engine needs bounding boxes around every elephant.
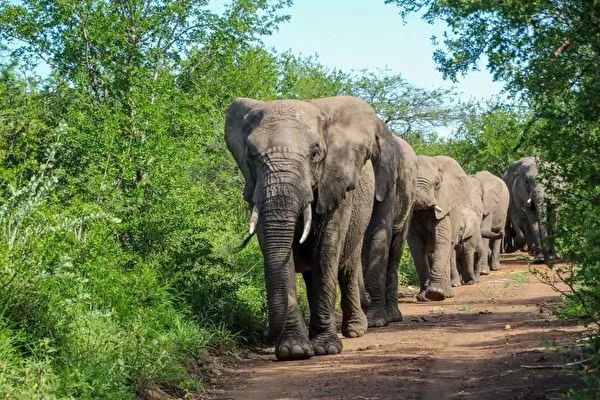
[453,206,503,286]
[474,171,510,272]
[361,135,417,327]
[450,175,502,285]
[225,96,398,360]
[502,157,557,264]
[408,155,470,301]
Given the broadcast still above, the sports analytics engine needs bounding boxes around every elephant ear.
[434,156,469,220]
[224,97,265,204]
[372,121,399,202]
[310,97,397,214]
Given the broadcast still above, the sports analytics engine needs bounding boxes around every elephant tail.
[481,229,503,240]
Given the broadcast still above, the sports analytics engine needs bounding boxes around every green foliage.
[0,0,302,396]
[347,69,467,137]
[397,247,419,287]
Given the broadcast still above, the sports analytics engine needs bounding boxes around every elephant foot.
[342,318,367,338]
[451,277,462,287]
[462,274,478,285]
[364,306,388,328]
[311,332,342,356]
[385,305,403,323]
[424,286,453,301]
[275,336,314,361]
[416,290,429,302]
[490,264,502,271]
[342,310,368,338]
[480,267,491,276]
[532,256,545,265]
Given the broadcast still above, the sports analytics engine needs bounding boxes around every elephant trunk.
[260,197,300,342]
[481,229,503,240]
[257,163,311,341]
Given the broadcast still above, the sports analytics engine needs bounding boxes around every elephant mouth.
[248,202,313,244]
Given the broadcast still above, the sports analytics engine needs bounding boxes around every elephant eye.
[434,179,442,189]
[310,145,324,163]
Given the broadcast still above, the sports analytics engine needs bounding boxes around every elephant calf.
[453,207,502,286]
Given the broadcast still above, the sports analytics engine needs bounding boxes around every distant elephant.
[502,157,557,264]
[225,96,398,360]
[408,155,470,301]
[361,135,417,326]
[474,171,510,272]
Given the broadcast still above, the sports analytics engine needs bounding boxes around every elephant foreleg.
[461,242,478,285]
[309,214,348,356]
[274,264,313,360]
[339,243,368,338]
[479,216,493,275]
[450,247,461,287]
[426,216,454,301]
[384,231,404,323]
[362,195,394,328]
[490,234,503,270]
[408,224,430,302]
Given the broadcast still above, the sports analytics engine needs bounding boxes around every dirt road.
[210,259,588,400]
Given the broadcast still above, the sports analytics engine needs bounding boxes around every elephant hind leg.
[339,244,368,338]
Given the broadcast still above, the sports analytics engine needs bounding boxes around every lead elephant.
[361,135,417,326]
[225,96,398,360]
[502,157,557,264]
[474,171,509,272]
[408,155,470,301]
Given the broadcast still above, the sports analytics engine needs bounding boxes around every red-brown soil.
[206,257,589,400]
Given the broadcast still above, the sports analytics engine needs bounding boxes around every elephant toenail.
[291,344,303,356]
[327,345,339,354]
[313,345,325,355]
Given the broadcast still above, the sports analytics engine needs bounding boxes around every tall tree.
[347,70,467,138]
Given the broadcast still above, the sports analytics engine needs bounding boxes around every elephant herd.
[224,96,557,361]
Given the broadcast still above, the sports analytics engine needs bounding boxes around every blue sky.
[259,0,504,102]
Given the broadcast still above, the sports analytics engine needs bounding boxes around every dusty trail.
[210,258,587,400]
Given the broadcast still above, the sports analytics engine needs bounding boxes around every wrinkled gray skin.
[502,157,556,264]
[408,156,470,301]
[361,135,417,327]
[474,171,510,272]
[225,96,398,361]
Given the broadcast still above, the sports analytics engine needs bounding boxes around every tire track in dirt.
[210,258,588,400]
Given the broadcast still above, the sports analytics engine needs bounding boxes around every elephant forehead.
[262,100,319,120]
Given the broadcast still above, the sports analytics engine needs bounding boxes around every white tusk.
[299,205,312,244]
[526,198,532,204]
[434,205,443,214]
[248,205,259,235]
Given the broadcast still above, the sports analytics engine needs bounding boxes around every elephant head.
[414,155,467,221]
[225,96,396,340]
